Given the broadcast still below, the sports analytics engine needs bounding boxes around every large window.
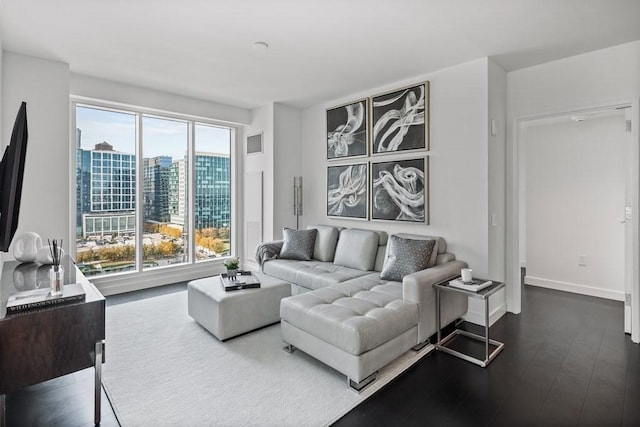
[74,103,233,277]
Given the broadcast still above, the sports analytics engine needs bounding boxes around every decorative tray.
[220,271,261,291]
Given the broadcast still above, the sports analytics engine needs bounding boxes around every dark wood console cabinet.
[0,256,105,426]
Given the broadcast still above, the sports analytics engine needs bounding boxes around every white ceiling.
[1,0,640,109]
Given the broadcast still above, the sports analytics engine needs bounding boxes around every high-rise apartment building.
[76,140,136,238]
[144,156,172,223]
[170,152,230,229]
[169,158,187,226]
[195,152,230,229]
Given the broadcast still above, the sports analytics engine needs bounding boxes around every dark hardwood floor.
[5,282,639,426]
[334,285,640,426]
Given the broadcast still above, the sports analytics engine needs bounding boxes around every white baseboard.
[463,302,507,327]
[524,276,625,302]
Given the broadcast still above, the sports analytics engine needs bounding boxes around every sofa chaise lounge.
[257,225,468,391]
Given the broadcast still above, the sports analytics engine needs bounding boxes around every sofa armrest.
[403,260,468,343]
[255,240,284,271]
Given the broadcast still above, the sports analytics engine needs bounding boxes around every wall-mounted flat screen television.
[0,102,28,252]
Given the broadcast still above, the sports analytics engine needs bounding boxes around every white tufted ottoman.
[280,281,419,391]
[188,272,291,341]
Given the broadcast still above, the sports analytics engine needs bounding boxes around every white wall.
[488,59,507,282]
[302,59,491,275]
[467,59,507,325]
[524,114,626,301]
[71,73,250,125]
[508,41,640,117]
[244,104,274,244]
[2,51,70,257]
[0,37,4,266]
[273,103,302,234]
[242,102,303,251]
[506,40,640,313]
[0,32,3,148]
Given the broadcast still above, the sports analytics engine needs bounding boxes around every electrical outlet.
[578,255,587,267]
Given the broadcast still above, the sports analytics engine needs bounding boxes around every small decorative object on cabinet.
[12,232,42,263]
[48,239,64,296]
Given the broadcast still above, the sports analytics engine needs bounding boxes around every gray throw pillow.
[280,228,318,261]
[380,235,436,281]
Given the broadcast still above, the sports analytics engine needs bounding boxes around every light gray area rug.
[103,290,433,426]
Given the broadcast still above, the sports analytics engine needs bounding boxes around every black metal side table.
[434,279,505,367]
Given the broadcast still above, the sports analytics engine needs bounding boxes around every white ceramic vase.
[12,232,42,263]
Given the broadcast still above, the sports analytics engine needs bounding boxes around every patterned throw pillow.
[280,228,318,261]
[380,235,436,281]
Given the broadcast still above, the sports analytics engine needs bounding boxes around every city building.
[77,138,230,238]
[76,139,136,238]
[170,152,230,230]
[143,155,172,224]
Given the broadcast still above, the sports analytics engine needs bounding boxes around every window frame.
[70,97,238,294]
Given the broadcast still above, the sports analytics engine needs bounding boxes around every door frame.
[508,98,640,343]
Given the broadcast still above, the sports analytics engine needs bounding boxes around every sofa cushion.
[394,233,445,268]
[380,235,436,281]
[280,228,317,261]
[280,287,418,355]
[333,272,403,299]
[263,259,368,291]
[333,229,380,271]
[306,225,341,262]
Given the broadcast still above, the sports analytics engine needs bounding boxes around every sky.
[76,105,231,159]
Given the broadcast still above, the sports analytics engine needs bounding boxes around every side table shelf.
[434,279,505,367]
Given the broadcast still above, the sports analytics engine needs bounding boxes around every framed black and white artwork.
[326,99,368,160]
[371,157,428,223]
[371,82,429,155]
[327,163,368,219]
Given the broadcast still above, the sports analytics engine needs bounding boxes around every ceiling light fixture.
[253,41,269,51]
[571,115,587,122]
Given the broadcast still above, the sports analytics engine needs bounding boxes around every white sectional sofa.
[257,224,468,391]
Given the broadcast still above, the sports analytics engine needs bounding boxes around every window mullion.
[135,112,144,272]
[188,121,196,264]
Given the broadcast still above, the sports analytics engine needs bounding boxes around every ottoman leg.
[282,343,296,354]
[348,371,378,393]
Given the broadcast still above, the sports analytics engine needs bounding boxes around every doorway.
[510,101,639,342]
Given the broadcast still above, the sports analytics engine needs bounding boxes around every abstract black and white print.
[371,158,426,222]
[327,163,368,219]
[371,82,428,154]
[327,100,367,159]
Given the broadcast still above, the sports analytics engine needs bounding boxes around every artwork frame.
[326,99,368,160]
[370,157,428,223]
[327,162,369,220]
[371,82,429,155]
